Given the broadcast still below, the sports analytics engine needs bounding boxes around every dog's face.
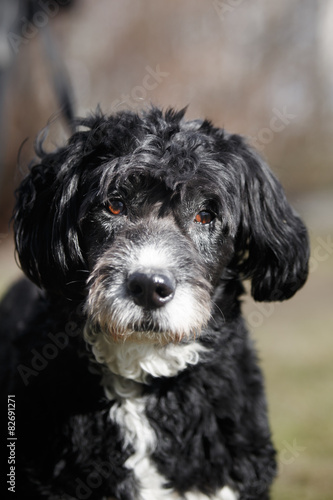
[14,107,309,344]
[82,165,235,344]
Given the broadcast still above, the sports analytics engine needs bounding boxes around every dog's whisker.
[210,300,226,324]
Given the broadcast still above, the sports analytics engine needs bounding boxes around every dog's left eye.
[194,210,215,225]
[108,199,126,216]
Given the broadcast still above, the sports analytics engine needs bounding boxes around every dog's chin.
[111,330,179,345]
[85,321,199,346]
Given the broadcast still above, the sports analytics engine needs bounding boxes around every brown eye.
[194,210,214,225]
[108,199,126,216]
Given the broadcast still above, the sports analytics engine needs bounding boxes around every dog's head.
[14,107,309,343]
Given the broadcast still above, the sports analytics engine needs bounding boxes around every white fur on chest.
[109,380,238,500]
[88,335,207,384]
[85,331,238,500]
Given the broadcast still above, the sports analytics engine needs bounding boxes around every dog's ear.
[225,134,309,302]
[14,145,87,298]
[13,110,142,298]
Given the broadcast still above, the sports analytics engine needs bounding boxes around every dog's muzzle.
[84,219,212,344]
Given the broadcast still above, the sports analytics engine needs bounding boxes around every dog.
[0,106,309,500]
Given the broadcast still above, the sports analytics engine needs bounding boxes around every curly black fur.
[0,106,309,500]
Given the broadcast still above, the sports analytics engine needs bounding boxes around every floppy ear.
[228,134,309,302]
[14,146,87,298]
[13,110,140,298]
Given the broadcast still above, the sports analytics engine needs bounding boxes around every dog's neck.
[84,325,206,387]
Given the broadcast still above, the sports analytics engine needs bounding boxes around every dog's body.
[0,107,309,499]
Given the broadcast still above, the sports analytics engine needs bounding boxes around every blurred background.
[0,1,332,498]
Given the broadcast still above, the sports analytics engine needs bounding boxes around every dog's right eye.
[107,199,126,216]
[194,210,215,225]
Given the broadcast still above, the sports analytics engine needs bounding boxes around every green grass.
[244,232,333,499]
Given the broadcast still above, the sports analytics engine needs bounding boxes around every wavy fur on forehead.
[14,105,309,302]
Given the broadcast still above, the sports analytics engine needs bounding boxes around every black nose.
[127,271,175,309]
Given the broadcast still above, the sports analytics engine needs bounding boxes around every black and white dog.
[0,107,309,500]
